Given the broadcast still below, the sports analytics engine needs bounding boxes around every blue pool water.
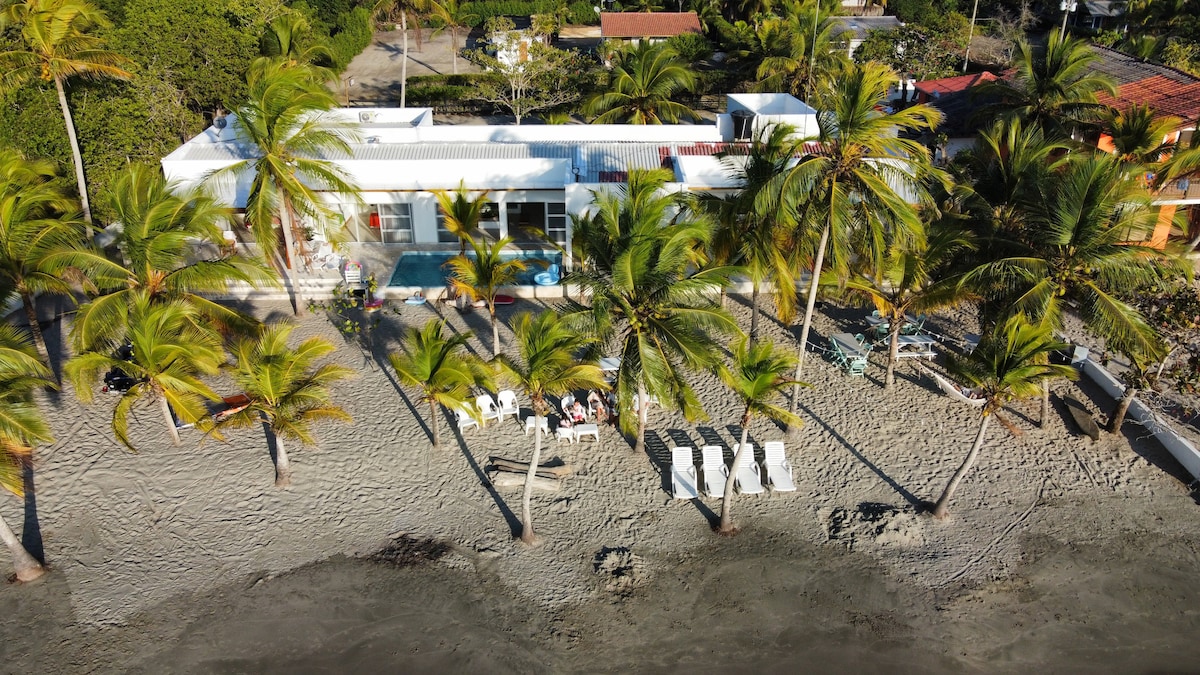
[388,250,562,287]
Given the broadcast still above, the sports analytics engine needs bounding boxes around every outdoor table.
[524,415,550,437]
[830,333,868,362]
[895,334,937,359]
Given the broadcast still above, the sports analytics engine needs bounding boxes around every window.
[547,202,568,245]
[479,201,501,240]
[378,203,413,243]
[435,211,459,243]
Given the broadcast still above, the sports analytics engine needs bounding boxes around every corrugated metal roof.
[583,143,667,182]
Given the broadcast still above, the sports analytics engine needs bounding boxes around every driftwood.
[487,471,561,492]
[489,457,574,477]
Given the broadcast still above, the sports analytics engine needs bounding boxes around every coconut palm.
[1104,104,1181,168]
[754,0,849,101]
[389,319,491,449]
[931,315,1075,519]
[0,148,98,362]
[249,12,335,84]
[564,169,739,454]
[0,324,55,582]
[1106,338,1165,434]
[428,0,476,75]
[71,165,275,353]
[215,63,360,315]
[222,322,355,487]
[975,29,1116,139]
[583,42,699,124]
[0,0,132,225]
[434,181,490,255]
[770,62,940,419]
[495,311,607,544]
[66,294,224,448]
[837,220,975,388]
[716,337,804,535]
[445,236,527,357]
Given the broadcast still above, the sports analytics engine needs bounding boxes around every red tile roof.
[914,71,999,98]
[1096,74,1200,120]
[599,12,702,39]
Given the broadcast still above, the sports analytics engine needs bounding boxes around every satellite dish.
[214,116,228,130]
[593,5,600,12]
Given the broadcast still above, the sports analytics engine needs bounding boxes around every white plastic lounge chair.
[761,442,796,492]
[670,447,699,499]
[497,390,520,421]
[560,394,575,417]
[731,443,764,494]
[455,406,479,432]
[344,261,363,286]
[476,394,502,425]
[700,445,729,498]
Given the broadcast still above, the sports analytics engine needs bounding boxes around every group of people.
[558,390,618,430]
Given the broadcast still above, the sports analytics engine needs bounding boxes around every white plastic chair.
[700,445,729,498]
[761,442,796,492]
[455,406,479,432]
[497,390,520,421]
[560,394,575,418]
[670,447,699,499]
[731,443,764,494]
[344,261,363,286]
[476,394,502,425]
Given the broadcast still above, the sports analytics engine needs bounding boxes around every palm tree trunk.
[159,396,182,446]
[932,413,991,519]
[20,291,50,366]
[0,512,44,582]
[1108,387,1137,433]
[278,199,306,315]
[490,306,500,356]
[1040,379,1050,429]
[789,220,831,420]
[886,322,900,388]
[718,411,752,534]
[429,399,442,448]
[273,434,292,487]
[54,77,93,228]
[451,28,459,74]
[634,382,649,454]
[520,414,543,544]
[749,281,760,345]
[400,13,409,108]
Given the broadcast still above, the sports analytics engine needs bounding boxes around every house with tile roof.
[599,12,701,44]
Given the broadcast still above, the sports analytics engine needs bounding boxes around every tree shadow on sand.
[22,464,45,565]
[797,403,921,508]
[646,429,717,527]
[446,408,521,538]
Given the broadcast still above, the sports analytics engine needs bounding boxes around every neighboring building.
[598,12,701,45]
[914,71,1001,158]
[1077,0,1128,31]
[830,16,902,57]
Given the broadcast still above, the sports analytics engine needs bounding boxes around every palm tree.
[428,0,476,75]
[71,165,276,353]
[711,124,804,343]
[66,294,225,448]
[583,42,700,124]
[0,324,55,582]
[249,12,336,84]
[373,0,437,107]
[771,62,940,419]
[931,315,1075,519]
[716,337,804,534]
[0,0,132,225]
[215,64,360,315]
[754,0,849,101]
[495,311,607,544]
[445,236,527,356]
[838,220,975,388]
[564,169,739,454]
[975,29,1116,139]
[1104,104,1181,167]
[0,148,97,362]
[389,319,491,449]
[223,322,355,487]
[434,181,490,255]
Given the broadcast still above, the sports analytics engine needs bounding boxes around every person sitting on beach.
[558,416,573,430]
[587,390,608,423]
[570,401,587,423]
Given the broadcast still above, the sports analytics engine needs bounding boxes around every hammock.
[917,364,986,409]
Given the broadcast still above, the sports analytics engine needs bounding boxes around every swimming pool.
[387,250,562,287]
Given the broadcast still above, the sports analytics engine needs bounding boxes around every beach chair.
[700,445,729,498]
[901,314,927,336]
[670,447,699,499]
[455,406,479,432]
[560,394,576,418]
[343,261,363,286]
[846,356,868,377]
[476,394,502,425]
[497,390,520,421]
[731,443,764,494]
[828,340,848,368]
[761,442,796,492]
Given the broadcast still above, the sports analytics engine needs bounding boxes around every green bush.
[566,1,599,24]
[329,7,373,70]
[667,32,713,62]
[460,0,561,26]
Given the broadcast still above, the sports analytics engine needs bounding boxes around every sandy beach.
[2,295,1199,672]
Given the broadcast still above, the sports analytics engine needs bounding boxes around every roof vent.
[213,116,228,130]
[359,111,377,123]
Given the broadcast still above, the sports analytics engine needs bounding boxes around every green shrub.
[460,0,561,26]
[667,32,712,62]
[566,0,599,24]
[329,7,373,70]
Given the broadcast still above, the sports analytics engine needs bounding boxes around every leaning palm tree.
[428,0,476,75]
[0,324,55,582]
[0,0,132,225]
[771,62,940,419]
[434,181,490,255]
[495,311,607,544]
[389,319,491,449]
[373,0,437,107]
[213,62,360,315]
[222,322,355,487]
[66,294,225,448]
[71,165,275,353]
[931,315,1075,519]
[0,148,99,362]
[716,337,804,535]
[583,42,699,124]
[564,169,739,454]
[445,236,526,357]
